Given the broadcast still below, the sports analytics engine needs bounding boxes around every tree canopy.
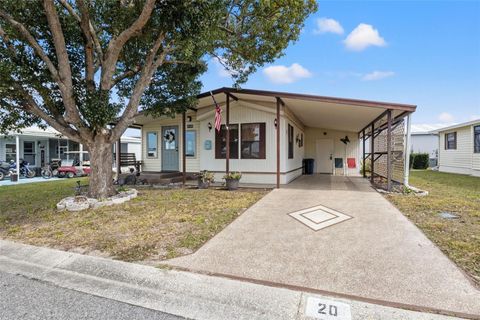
[0,0,317,198]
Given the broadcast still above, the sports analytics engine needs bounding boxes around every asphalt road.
[0,271,185,320]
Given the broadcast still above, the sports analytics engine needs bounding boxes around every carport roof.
[196,87,416,132]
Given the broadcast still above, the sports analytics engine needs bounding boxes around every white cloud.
[212,57,233,78]
[362,71,395,81]
[314,18,344,35]
[263,63,312,84]
[343,23,386,51]
[438,112,455,123]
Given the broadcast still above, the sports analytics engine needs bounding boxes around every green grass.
[386,170,480,285]
[0,179,267,262]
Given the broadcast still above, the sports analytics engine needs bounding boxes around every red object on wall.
[347,158,356,168]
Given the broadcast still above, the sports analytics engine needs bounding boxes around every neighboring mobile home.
[436,119,480,177]
[410,130,439,167]
[133,88,416,189]
[0,126,141,168]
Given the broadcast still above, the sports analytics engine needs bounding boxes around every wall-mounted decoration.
[204,140,212,150]
[334,158,343,168]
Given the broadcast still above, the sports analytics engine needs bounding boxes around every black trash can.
[303,158,314,175]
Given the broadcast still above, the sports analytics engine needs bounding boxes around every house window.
[186,130,196,157]
[5,143,16,162]
[215,124,239,159]
[474,126,480,153]
[241,123,266,159]
[445,132,456,150]
[288,124,294,159]
[23,141,36,166]
[147,132,158,158]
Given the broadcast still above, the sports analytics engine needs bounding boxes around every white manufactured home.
[436,119,480,177]
[132,88,416,189]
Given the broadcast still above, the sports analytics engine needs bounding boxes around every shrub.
[410,153,429,169]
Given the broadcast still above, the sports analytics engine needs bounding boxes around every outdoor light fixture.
[187,116,192,122]
[208,122,212,132]
[274,118,278,128]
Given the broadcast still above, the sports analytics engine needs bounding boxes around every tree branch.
[112,65,141,86]
[109,33,168,141]
[100,0,156,90]
[77,0,95,91]
[58,0,103,67]
[43,0,85,128]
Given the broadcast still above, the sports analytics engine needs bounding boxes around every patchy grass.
[0,179,267,263]
[386,170,480,285]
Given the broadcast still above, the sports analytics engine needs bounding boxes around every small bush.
[410,153,429,169]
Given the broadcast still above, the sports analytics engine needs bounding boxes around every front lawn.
[0,179,267,263]
[386,170,480,285]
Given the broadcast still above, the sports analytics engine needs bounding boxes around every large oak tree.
[0,0,316,198]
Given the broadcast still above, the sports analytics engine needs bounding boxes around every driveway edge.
[0,240,473,320]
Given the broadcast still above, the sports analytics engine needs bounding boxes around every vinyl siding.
[439,126,472,170]
[141,112,200,173]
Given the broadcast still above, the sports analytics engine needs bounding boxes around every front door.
[315,139,334,173]
[162,126,179,171]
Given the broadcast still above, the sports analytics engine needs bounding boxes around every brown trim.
[276,97,281,189]
[182,112,186,186]
[197,87,417,112]
[370,122,375,184]
[226,93,230,174]
[164,265,480,320]
[240,122,266,159]
[362,129,366,178]
[215,124,239,159]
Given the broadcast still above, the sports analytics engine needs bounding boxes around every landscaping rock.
[56,189,138,212]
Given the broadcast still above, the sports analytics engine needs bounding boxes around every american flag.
[211,91,222,132]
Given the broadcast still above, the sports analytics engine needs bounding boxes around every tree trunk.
[87,142,116,199]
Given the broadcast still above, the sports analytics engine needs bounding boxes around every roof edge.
[197,87,417,112]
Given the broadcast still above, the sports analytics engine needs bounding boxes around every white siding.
[141,112,200,173]
[126,142,142,161]
[411,134,439,159]
[438,123,480,176]
[0,138,5,161]
[304,128,360,176]
[282,116,304,183]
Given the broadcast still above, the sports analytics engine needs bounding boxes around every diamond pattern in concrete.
[289,205,352,231]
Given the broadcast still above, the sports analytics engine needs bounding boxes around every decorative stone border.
[57,189,138,212]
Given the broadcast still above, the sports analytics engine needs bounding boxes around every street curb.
[0,240,471,320]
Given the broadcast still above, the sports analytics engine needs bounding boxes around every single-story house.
[0,126,141,168]
[132,88,416,190]
[435,119,480,176]
[410,128,439,167]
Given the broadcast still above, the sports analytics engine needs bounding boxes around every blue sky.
[200,1,480,128]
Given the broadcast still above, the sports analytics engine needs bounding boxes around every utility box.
[303,158,315,175]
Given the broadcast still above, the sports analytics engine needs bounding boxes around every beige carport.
[197,88,416,191]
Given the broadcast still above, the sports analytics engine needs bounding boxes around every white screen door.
[315,139,334,173]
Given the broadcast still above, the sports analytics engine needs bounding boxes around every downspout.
[403,113,412,187]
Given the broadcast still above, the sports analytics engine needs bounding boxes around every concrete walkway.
[167,175,480,316]
[0,240,468,320]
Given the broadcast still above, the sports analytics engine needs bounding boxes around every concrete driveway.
[166,175,480,317]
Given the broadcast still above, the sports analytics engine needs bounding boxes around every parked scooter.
[0,161,10,181]
[9,159,36,179]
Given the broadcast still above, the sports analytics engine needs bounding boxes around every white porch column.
[79,143,84,169]
[15,135,20,177]
[404,114,412,186]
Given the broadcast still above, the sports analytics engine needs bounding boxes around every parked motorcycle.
[0,161,10,181]
[9,159,36,179]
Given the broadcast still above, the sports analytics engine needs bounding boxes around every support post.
[370,122,375,184]
[15,135,20,177]
[387,110,392,191]
[79,143,84,170]
[225,93,230,174]
[276,97,281,189]
[404,113,412,187]
[362,129,366,178]
[182,111,187,187]
[115,138,121,181]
